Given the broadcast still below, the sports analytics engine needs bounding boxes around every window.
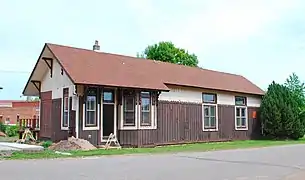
[235,107,247,129]
[235,96,248,130]
[202,93,217,131]
[85,88,97,127]
[203,93,216,103]
[123,92,136,126]
[203,105,216,129]
[235,96,246,106]
[140,92,151,126]
[103,90,114,103]
[62,88,69,129]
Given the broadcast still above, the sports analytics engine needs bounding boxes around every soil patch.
[49,137,96,151]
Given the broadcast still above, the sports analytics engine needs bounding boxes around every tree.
[138,41,199,67]
[260,81,305,139]
[284,73,305,109]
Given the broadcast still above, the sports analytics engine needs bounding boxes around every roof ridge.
[46,43,242,78]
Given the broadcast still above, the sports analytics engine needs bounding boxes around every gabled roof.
[28,43,265,95]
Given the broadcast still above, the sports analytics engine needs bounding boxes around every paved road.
[1,144,305,180]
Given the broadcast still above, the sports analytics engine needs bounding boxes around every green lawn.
[4,138,305,160]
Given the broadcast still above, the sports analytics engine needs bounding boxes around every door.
[102,89,115,140]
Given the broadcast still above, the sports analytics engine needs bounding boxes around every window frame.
[235,96,247,106]
[61,88,69,130]
[140,92,152,127]
[122,91,136,127]
[202,93,218,131]
[235,106,248,130]
[202,93,217,104]
[83,87,99,130]
[234,96,248,130]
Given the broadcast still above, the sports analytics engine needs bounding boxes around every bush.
[0,122,6,133]
[5,125,19,137]
[41,141,52,148]
[260,81,305,139]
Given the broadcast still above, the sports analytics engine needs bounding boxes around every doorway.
[102,89,116,140]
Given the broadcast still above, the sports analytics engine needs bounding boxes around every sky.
[1,0,305,99]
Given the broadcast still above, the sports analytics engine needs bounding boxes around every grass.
[3,138,305,160]
[0,135,19,142]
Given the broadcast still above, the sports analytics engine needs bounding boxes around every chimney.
[93,40,100,52]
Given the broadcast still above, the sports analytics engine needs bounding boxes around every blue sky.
[1,0,305,99]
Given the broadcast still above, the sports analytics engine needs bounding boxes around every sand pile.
[49,137,96,151]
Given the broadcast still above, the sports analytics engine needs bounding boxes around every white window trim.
[202,103,218,132]
[83,96,100,130]
[139,92,157,130]
[235,106,248,131]
[61,89,69,130]
[119,92,157,130]
[119,94,138,130]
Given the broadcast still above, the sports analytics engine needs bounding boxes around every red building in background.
[0,100,39,125]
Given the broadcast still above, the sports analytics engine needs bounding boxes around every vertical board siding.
[40,91,52,139]
[51,98,69,141]
[78,96,99,146]
[116,101,261,147]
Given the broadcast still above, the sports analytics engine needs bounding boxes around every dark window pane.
[210,117,216,127]
[64,97,69,111]
[204,117,210,127]
[236,108,240,116]
[124,112,135,125]
[241,118,247,126]
[210,106,216,116]
[235,96,246,105]
[203,94,216,103]
[204,106,209,116]
[124,96,134,111]
[241,108,246,117]
[236,117,241,126]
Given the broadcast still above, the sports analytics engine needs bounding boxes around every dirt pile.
[0,131,6,137]
[49,137,96,151]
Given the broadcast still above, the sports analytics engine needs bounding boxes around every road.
[1,144,305,180]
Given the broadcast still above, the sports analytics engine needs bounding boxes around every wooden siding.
[78,96,100,146]
[39,91,52,139]
[118,101,261,147]
[51,98,68,141]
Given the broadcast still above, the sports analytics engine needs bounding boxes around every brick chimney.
[93,40,100,52]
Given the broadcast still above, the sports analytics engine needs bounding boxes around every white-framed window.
[120,91,157,130]
[202,93,218,131]
[140,92,151,126]
[235,96,248,130]
[85,88,97,127]
[61,88,69,130]
[123,91,136,127]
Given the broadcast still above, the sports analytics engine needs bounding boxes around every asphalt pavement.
[1,144,305,180]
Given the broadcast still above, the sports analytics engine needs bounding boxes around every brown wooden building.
[22,41,264,147]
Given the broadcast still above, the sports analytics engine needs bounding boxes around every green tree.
[138,41,199,67]
[260,81,304,139]
[284,73,305,108]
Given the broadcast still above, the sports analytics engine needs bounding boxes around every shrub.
[5,125,19,137]
[41,141,52,148]
[0,122,6,133]
[260,81,305,139]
